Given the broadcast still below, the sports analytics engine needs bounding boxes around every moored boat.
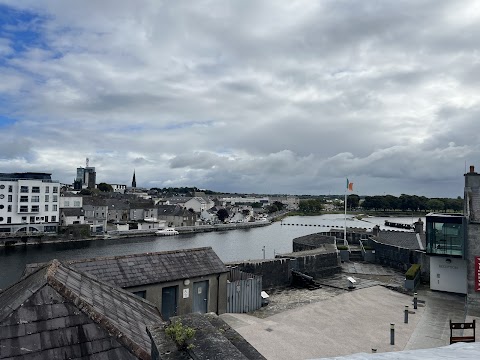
[155,228,179,236]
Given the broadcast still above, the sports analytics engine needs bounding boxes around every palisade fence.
[226,266,262,313]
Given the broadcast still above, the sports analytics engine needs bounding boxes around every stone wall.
[292,233,336,252]
[368,238,429,280]
[228,250,341,289]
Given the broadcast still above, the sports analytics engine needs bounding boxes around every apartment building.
[0,172,60,234]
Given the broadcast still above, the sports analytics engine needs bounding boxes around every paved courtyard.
[220,262,477,360]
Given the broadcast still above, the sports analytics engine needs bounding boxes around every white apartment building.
[0,173,60,234]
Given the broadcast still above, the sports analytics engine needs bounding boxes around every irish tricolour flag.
[346,179,353,191]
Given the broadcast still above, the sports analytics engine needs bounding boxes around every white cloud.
[0,0,478,196]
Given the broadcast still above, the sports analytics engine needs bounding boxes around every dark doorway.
[161,286,178,320]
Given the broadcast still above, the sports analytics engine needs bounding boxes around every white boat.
[155,228,179,236]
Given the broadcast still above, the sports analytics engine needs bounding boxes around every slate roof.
[26,248,228,289]
[375,230,426,250]
[61,207,85,217]
[0,259,163,359]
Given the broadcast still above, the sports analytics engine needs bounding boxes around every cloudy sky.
[0,0,479,197]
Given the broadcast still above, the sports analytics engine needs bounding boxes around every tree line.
[359,194,463,212]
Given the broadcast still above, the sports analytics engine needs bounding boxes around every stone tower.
[464,165,480,308]
[132,170,136,188]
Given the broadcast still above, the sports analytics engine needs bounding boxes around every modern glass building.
[426,213,466,258]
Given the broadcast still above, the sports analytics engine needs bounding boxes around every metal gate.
[226,267,262,313]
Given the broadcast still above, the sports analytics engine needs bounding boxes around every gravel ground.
[250,286,345,318]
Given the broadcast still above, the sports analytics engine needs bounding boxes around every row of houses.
[0,172,299,235]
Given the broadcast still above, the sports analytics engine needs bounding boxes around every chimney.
[470,165,475,173]
[414,218,424,235]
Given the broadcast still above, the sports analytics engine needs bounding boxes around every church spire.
[132,170,136,188]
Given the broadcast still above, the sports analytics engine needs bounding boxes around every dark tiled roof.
[0,260,163,359]
[61,207,85,217]
[32,247,228,289]
[375,231,426,250]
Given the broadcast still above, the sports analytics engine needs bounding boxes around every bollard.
[390,323,395,345]
[404,305,409,324]
[413,292,418,310]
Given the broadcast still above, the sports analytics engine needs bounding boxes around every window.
[32,186,40,193]
[8,195,12,202]
[51,216,56,222]
[0,195,3,200]
[132,290,146,299]
[7,217,11,224]
[45,205,49,211]
[64,201,70,207]
[53,186,58,193]
[426,215,465,257]
[8,185,12,192]
[74,201,81,207]
[20,186,29,193]
[21,216,27,221]
[0,217,3,222]
[53,195,58,202]
[20,196,28,202]
[7,205,11,212]
[20,206,28,212]
[31,205,39,212]
[53,205,57,211]
[45,186,49,193]
[45,216,48,222]
[45,195,49,202]
[31,196,40,203]
[0,205,3,209]
[30,216,35,223]
[0,185,4,189]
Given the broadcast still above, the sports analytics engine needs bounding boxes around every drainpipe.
[216,273,220,314]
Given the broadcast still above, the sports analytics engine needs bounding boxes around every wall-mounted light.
[183,279,190,286]
[446,259,452,264]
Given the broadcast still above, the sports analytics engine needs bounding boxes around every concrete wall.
[126,272,228,318]
[429,256,467,294]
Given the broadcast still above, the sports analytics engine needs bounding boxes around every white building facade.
[0,173,60,234]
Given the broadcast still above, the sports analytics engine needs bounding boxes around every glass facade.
[426,214,466,258]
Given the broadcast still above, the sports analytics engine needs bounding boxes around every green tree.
[298,199,323,214]
[426,199,445,212]
[347,194,360,209]
[216,208,229,222]
[97,182,113,192]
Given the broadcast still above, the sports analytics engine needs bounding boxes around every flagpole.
[344,183,347,246]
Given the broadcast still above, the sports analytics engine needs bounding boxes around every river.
[0,214,422,289]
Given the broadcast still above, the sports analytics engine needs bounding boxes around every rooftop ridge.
[64,246,215,264]
[44,260,157,360]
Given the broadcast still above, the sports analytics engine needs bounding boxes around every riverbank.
[0,220,273,248]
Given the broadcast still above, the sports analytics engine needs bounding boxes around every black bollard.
[413,292,418,310]
[390,323,395,345]
[404,305,409,324]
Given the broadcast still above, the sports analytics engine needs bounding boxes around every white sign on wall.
[183,289,189,299]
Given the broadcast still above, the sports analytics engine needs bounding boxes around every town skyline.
[1,1,478,197]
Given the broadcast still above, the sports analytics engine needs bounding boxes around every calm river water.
[0,214,422,289]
